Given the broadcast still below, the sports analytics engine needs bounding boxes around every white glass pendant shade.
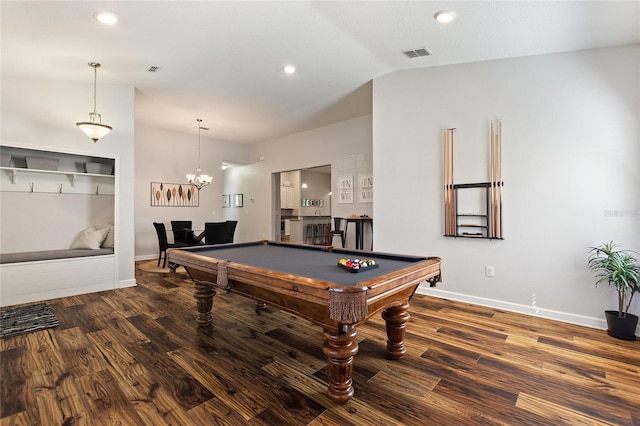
[76,63,112,143]
[76,112,112,142]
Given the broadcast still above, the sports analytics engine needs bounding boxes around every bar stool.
[330,217,345,247]
[314,223,327,245]
[304,224,315,244]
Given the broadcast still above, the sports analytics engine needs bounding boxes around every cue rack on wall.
[443,121,504,240]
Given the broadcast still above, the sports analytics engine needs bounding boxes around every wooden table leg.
[193,280,216,327]
[322,324,359,404]
[382,302,410,359]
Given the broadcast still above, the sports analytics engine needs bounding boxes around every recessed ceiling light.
[94,11,118,25]
[283,65,296,74]
[434,10,456,23]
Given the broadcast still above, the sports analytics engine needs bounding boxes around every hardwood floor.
[1,262,638,425]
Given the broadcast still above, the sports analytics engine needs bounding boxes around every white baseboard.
[118,279,136,289]
[135,255,157,262]
[416,284,640,336]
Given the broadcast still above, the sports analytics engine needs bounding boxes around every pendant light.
[76,62,112,142]
[186,119,213,190]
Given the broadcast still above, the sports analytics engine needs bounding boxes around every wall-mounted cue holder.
[443,121,504,240]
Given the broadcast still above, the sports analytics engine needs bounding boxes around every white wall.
[1,76,136,289]
[134,124,252,259]
[0,193,114,252]
[373,45,640,331]
[222,115,373,242]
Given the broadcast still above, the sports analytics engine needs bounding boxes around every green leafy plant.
[588,241,640,318]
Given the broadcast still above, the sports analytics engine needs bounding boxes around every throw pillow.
[101,225,115,248]
[71,226,109,250]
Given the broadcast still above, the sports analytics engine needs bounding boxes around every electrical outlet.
[485,265,495,277]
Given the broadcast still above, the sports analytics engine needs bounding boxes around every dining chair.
[204,222,227,245]
[170,220,192,244]
[153,222,192,268]
[204,220,238,244]
[223,220,238,243]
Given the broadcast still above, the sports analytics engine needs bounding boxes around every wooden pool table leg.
[382,302,410,359]
[193,280,216,327]
[322,324,359,404]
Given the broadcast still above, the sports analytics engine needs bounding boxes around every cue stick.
[449,128,455,236]
[447,128,453,236]
[489,120,495,238]
[495,121,499,238]
[443,129,448,235]
[448,128,452,236]
[448,129,452,236]
[494,121,499,238]
[498,120,503,239]
[487,120,493,238]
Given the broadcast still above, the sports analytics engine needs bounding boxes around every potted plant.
[588,241,640,341]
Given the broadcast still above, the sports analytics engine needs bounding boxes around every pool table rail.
[169,246,441,328]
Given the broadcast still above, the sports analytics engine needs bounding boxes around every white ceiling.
[2,1,638,144]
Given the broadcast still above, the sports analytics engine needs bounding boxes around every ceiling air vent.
[147,66,160,72]
[402,48,432,58]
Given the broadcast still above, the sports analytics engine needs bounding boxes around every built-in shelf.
[1,166,114,186]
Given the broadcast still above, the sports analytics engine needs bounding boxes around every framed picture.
[233,193,243,207]
[222,194,230,208]
[150,182,199,207]
[338,175,354,204]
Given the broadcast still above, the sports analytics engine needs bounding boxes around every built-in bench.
[0,248,114,264]
[0,248,119,307]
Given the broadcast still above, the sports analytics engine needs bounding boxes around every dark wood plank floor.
[1,262,638,425]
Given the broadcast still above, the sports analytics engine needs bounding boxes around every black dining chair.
[223,220,238,243]
[153,222,192,268]
[204,220,238,245]
[170,220,192,244]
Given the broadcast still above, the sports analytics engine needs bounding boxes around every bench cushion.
[0,249,114,264]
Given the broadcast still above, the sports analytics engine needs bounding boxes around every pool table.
[168,240,441,404]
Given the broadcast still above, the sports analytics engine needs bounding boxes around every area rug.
[138,260,186,274]
[0,303,59,338]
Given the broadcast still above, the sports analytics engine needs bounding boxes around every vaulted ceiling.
[2,1,638,144]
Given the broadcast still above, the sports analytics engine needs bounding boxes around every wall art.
[151,182,199,207]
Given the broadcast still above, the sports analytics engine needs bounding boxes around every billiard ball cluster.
[338,258,376,270]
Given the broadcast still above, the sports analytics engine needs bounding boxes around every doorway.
[274,165,331,244]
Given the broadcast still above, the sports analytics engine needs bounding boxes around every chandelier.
[186,119,213,190]
[76,62,112,142]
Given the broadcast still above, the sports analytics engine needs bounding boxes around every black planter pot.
[605,310,638,341]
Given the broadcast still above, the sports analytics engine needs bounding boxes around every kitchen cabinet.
[280,171,300,209]
[281,185,295,208]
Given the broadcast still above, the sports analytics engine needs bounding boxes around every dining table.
[171,227,205,244]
